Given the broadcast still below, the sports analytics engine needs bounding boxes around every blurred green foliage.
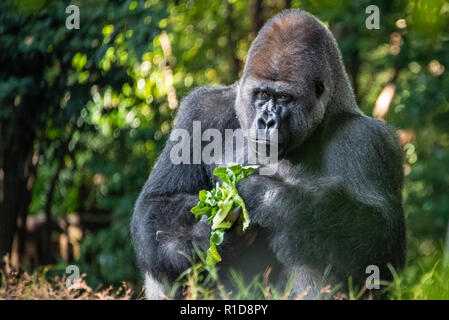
[1,0,448,297]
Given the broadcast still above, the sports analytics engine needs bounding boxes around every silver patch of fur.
[144,273,166,300]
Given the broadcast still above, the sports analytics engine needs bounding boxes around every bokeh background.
[0,0,448,299]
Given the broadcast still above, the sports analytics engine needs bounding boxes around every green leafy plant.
[190,163,258,267]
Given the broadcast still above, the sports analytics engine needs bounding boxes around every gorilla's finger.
[225,206,242,226]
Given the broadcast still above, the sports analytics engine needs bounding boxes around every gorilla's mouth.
[248,137,287,160]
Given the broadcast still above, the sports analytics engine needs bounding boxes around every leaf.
[227,162,242,172]
[191,163,259,268]
[205,243,221,267]
[198,189,207,202]
[235,165,258,183]
[213,221,232,230]
[241,206,250,231]
[210,228,225,246]
[213,167,232,185]
[190,205,212,220]
[234,195,250,231]
[205,190,219,207]
[212,198,233,229]
[207,206,219,224]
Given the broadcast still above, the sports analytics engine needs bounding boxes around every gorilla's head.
[235,10,359,155]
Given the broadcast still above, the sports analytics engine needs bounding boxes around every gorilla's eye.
[278,94,292,102]
[315,81,325,98]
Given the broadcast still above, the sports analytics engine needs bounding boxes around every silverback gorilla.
[131,10,406,299]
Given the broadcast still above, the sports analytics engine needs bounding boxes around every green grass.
[387,259,449,300]
[168,247,449,300]
[3,250,449,300]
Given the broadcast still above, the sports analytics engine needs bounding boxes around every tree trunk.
[282,0,292,9]
[42,128,75,264]
[0,118,36,261]
[225,0,242,79]
[250,0,264,34]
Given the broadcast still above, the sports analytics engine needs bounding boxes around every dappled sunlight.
[0,0,448,301]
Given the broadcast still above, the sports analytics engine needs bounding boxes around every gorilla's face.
[234,12,333,157]
[242,76,327,154]
[236,69,329,156]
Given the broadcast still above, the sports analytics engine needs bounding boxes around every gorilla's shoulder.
[174,84,238,129]
[323,112,403,172]
[326,112,400,146]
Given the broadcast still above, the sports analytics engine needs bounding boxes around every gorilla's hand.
[220,206,259,257]
[192,216,212,251]
[194,207,257,255]
[236,174,284,226]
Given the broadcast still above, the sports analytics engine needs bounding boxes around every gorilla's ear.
[315,80,325,98]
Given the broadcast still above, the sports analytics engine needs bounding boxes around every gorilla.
[131,9,406,299]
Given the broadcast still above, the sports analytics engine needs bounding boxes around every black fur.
[131,10,406,299]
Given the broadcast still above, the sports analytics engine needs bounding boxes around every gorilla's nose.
[257,110,280,131]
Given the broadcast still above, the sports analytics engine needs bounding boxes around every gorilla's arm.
[131,85,239,283]
[132,191,210,281]
[238,113,406,288]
